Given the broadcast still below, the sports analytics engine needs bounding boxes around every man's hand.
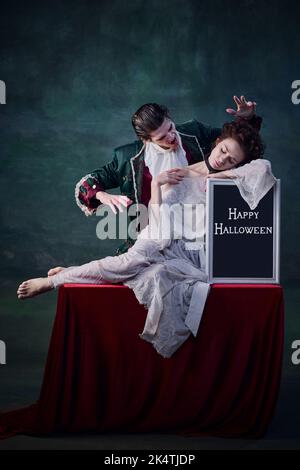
[153,168,185,187]
[96,191,133,214]
[226,95,257,119]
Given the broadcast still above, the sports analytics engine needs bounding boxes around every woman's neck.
[204,153,220,174]
[186,161,209,177]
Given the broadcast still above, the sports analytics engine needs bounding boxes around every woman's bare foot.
[17,277,54,299]
[47,266,65,276]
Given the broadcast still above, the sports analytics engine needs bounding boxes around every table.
[0,283,284,439]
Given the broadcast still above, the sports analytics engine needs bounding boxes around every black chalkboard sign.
[206,179,280,283]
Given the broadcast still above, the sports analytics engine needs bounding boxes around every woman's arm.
[206,169,235,180]
[149,180,162,226]
[150,180,162,206]
[149,169,185,223]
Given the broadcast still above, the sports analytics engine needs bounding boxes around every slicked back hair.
[132,103,171,140]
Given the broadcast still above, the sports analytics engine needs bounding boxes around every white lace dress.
[51,159,276,358]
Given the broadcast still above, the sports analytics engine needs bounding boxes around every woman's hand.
[226,95,257,119]
[206,170,235,180]
[153,168,186,187]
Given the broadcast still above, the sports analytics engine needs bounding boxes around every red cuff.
[78,179,104,210]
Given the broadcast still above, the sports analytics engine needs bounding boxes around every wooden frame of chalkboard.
[206,179,280,284]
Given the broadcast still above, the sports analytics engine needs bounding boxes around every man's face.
[208,137,246,171]
[147,118,179,150]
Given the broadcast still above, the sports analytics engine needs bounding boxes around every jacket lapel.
[177,130,205,163]
[129,141,145,208]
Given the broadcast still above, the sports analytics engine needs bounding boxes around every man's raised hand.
[226,95,257,119]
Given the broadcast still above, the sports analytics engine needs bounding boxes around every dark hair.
[215,118,265,164]
[132,103,170,140]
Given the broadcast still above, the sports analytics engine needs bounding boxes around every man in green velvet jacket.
[75,96,260,254]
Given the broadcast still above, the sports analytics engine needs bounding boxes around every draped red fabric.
[0,284,284,440]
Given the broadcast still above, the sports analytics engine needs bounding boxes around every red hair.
[216,118,265,163]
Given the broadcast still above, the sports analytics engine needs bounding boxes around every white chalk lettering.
[228,207,259,220]
[214,223,273,235]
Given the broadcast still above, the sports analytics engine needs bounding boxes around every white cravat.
[144,131,188,177]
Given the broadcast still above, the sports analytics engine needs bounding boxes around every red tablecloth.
[0,284,284,439]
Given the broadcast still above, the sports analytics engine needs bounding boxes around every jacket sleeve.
[75,151,120,216]
[193,120,222,147]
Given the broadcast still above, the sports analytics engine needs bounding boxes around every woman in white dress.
[17,119,276,357]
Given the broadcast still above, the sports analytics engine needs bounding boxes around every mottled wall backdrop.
[1,0,299,286]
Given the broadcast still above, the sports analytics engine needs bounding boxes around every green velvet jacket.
[75,119,222,254]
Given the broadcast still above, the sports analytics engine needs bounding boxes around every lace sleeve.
[231,159,277,210]
[161,180,188,205]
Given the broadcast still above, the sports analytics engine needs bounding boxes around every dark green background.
[1,0,300,448]
[0,0,299,283]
